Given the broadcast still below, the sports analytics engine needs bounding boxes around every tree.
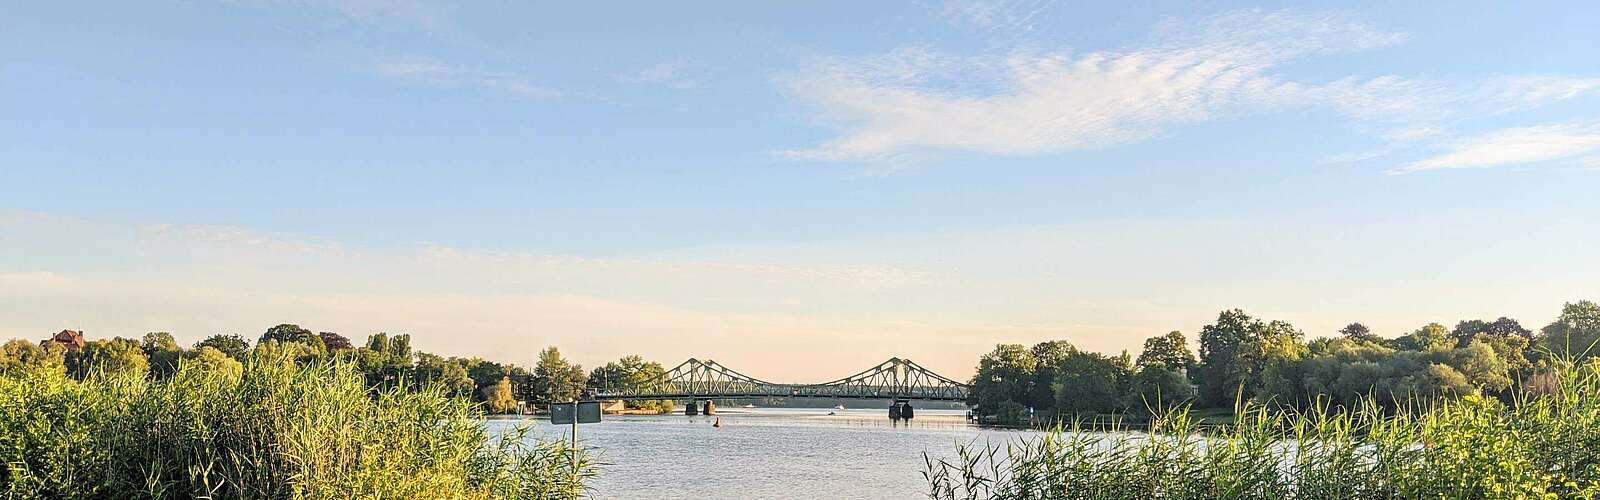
[259,324,324,350]
[68,337,149,379]
[1454,317,1533,347]
[0,339,65,375]
[1135,331,1195,372]
[1028,341,1077,414]
[588,355,672,412]
[1539,300,1600,360]
[968,344,1036,418]
[188,346,242,378]
[414,353,475,398]
[533,347,586,404]
[483,377,518,414]
[1195,309,1258,408]
[195,334,250,361]
[1054,350,1131,416]
[1195,310,1306,407]
[1339,323,1384,344]
[142,331,184,379]
[355,333,413,388]
[1126,364,1196,411]
[1393,323,1455,352]
[319,332,353,351]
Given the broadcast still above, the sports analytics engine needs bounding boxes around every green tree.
[195,334,250,360]
[533,347,586,404]
[588,355,672,412]
[318,331,354,351]
[1135,331,1196,371]
[1339,322,1384,344]
[483,377,518,414]
[968,344,1036,419]
[355,333,413,388]
[1195,309,1257,408]
[1393,323,1456,352]
[1539,300,1600,360]
[1028,341,1077,414]
[68,337,149,379]
[1054,350,1131,416]
[0,339,66,375]
[259,324,324,351]
[142,331,184,379]
[1195,310,1306,407]
[188,346,243,378]
[414,353,476,398]
[1126,364,1196,411]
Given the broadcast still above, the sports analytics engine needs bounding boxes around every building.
[42,329,87,352]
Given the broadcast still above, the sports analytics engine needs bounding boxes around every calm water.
[488,407,1036,499]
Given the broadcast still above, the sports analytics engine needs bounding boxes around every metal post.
[570,399,578,485]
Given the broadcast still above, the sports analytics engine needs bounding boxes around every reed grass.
[926,360,1600,499]
[0,352,592,499]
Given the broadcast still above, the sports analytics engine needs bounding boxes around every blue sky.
[3,1,1598,378]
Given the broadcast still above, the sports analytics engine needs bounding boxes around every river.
[488,407,1035,499]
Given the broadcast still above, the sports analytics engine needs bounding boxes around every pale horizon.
[4,2,1599,380]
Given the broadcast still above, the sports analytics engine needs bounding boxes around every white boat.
[742,404,755,408]
[833,405,846,410]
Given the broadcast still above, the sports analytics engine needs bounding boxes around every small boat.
[742,404,755,408]
[833,405,846,410]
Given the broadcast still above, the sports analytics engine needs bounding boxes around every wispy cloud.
[615,58,709,89]
[778,10,1409,162]
[369,54,560,99]
[936,0,1053,34]
[780,9,1600,169]
[1389,122,1600,174]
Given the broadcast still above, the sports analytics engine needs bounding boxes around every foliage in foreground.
[927,360,1600,499]
[0,353,593,499]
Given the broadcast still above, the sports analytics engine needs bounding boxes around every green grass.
[0,352,593,499]
[926,361,1600,499]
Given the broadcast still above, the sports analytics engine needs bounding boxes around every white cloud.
[1389,122,1600,174]
[936,0,1052,34]
[370,54,560,99]
[781,9,1600,167]
[779,10,1409,162]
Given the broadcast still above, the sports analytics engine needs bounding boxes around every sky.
[2,1,1598,381]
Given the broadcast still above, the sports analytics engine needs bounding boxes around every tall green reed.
[0,352,592,499]
[926,360,1600,499]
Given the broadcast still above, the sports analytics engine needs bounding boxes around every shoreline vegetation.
[0,351,594,499]
[927,358,1600,498]
[938,299,1600,498]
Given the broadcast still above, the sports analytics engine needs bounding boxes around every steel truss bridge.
[593,357,969,402]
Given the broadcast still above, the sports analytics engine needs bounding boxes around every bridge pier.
[684,399,717,416]
[889,399,914,420]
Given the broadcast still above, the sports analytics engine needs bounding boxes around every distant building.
[43,330,87,352]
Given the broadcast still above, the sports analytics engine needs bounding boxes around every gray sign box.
[551,401,602,425]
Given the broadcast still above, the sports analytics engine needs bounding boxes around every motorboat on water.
[742,404,755,408]
[833,405,846,410]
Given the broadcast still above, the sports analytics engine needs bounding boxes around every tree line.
[0,323,674,414]
[969,300,1600,423]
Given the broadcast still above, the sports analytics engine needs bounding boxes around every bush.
[0,352,592,499]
